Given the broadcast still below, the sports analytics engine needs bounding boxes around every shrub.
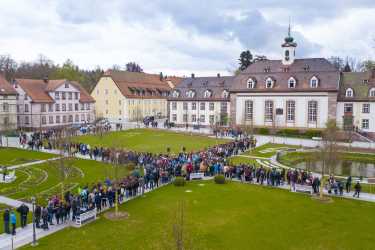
[174,177,186,186]
[258,127,270,135]
[276,129,300,137]
[304,129,323,138]
[214,175,226,184]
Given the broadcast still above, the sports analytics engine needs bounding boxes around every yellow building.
[91,70,181,123]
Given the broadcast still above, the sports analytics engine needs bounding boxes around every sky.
[0,0,374,76]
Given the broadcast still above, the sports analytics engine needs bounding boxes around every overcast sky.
[0,0,374,76]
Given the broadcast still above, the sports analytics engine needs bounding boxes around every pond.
[295,160,375,178]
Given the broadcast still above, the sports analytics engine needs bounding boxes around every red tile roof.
[0,75,17,95]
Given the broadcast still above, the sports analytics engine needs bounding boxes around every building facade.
[91,71,181,123]
[0,75,17,131]
[337,71,375,138]
[168,75,231,127]
[13,78,95,130]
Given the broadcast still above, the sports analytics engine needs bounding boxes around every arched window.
[265,77,274,88]
[222,90,229,99]
[204,89,212,98]
[172,90,180,98]
[247,78,256,89]
[288,77,296,88]
[186,90,195,98]
[369,88,375,97]
[345,88,354,97]
[310,76,319,88]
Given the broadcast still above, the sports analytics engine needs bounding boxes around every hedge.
[214,175,226,184]
[173,177,186,186]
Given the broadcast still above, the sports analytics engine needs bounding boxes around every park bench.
[75,208,97,227]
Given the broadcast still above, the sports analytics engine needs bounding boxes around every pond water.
[295,160,375,178]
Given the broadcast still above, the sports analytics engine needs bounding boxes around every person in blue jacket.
[10,210,16,235]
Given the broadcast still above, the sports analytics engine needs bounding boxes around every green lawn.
[0,147,55,166]
[74,129,228,154]
[243,143,300,158]
[21,181,375,250]
[228,155,258,166]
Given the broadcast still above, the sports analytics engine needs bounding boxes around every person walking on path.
[10,211,16,235]
[346,176,352,193]
[353,182,361,198]
[3,208,10,234]
[17,203,29,228]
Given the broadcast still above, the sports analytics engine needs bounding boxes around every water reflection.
[295,160,375,178]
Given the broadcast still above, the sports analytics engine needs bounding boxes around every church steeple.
[282,19,297,65]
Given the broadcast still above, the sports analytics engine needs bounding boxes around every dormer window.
[186,90,195,98]
[303,65,310,72]
[222,90,229,99]
[265,77,274,88]
[247,78,256,89]
[310,76,319,88]
[65,83,69,88]
[204,90,212,98]
[264,67,271,73]
[345,88,354,97]
[172,90,180,98]
[363,79,369,84]
[288,77,296,88]
[369,88,375,97]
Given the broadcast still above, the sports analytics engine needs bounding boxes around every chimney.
[159,72,163,81]
[43,76,49,83]
[217,73,221,78]
[191,73,195,78]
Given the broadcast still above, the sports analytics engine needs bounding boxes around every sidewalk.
[8,157,62,170]
[0,196,32,210]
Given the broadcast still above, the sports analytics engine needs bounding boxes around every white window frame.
[308,101,318,123]
[244,100,253,121]
[247,78,256,89]
[362,119,369,129]
[345,88,354,97]
[288,77,296,88]
[265,77,274,89]
[264,100,273,121]
[362,103,370,114]
[286,100,295,122]
[310,76,319,88]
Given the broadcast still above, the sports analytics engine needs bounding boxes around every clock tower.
[281,23,297,65]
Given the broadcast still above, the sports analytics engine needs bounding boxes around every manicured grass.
[21,181,375,250]
[0,147,55,166]
[0,158,131,204]
[228,156,258,166]
[244,143,300,158]
[74,129,228,154]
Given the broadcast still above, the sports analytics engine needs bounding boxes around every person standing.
[17,203,29,228]
[35,205,41,228]
[346,176,352,193]
[3,208,10,234]
[42,207,49,230]
[353,182,361,198]
[10,211,16,235]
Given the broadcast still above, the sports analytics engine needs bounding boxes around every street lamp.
[31,196,38,247]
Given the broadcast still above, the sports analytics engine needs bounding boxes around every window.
[245,100,253,121]
[308,101,318,122]
[186,90,195,98]
[183,114,188,122]
[80,104,84,110]
[172,90,180,98]
[362,119,369,129]
[247,78,256,89]
[264,100,273,121]
[68,103,73,111]
[55,92,59,100]
[200,115,205,123]
[48,104,53,112]
[363,79,369,84]
[86,103,90,110]
[222,90,229,99]
[209,102,214,111]
[24,94,27,100]
[65,83,69,88]
[3,103,9,112]
[75,115,79,122]
[3,117,9,125]
[17,105,19,112]
[286,100,295,122]
[172,114,177,121]
[49,116,53,124]
[24,104,29,112]
[344,103,353,113]
[63,115,66,123]
[183,102,188,110]
[200,102,205,110]
[310,76,319,88]
[62,104,66,111]
[191,115,197,122]
[68,92,72,100]
[81,114,85,121]
[41,104,46,112]
[62,92,66,100]
[363,103,370,113]
[75,104,78,111]
[191,102,197,110]
[25,116,29,124]
[369,88,375,97]
[265,77,274,88]
[345,88,354,97]
[41,116,46,125]
[75,92,79,100]
[56,115,60,124]
[171,102,177,110]
[68,115,73,123]
[209,115,215,124]
[55,104,60,111]
[288,77,296,88]
[204,90,212,98]
[220,102,227,112]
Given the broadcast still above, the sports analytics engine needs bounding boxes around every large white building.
[13,78,95,130]
[0,75,17,131]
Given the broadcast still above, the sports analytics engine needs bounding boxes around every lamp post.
[31,196,38,247]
